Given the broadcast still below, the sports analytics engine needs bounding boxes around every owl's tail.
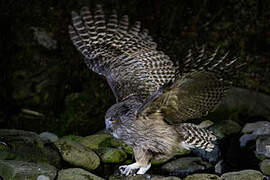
[175,123,217,152]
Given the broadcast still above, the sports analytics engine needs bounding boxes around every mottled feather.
[69,5,176,102]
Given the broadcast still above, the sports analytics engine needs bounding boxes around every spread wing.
[69,5,176,102]
[138,48,242,124]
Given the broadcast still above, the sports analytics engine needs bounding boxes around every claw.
[119,163,151,176]
[119,165,137,176]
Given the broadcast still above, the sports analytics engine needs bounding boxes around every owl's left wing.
[69,5,176,103]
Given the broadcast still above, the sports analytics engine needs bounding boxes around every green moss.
[97,147,127,163]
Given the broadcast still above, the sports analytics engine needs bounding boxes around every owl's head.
[105,101,137,138]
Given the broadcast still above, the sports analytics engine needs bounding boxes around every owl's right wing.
[137,49,243,124]
[69,5,176,103]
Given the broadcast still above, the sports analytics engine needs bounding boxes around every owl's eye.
[106,117,115,123]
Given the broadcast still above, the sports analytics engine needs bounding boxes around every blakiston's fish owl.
[69,5,242,175]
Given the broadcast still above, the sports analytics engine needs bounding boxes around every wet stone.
[221,169,264,180]
[55,138,100,171]
[0,160,57,180]
[57,168,105,180]
[97,147,127,163]
[256,136,270,159]
[260,159,270,176]
[161,157,212,177]
[184,173,221,180]
[0,129,61,168]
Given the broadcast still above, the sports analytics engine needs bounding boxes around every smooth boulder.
[55,138,100,171]
[0,160,57,180]
[57,168,104,180]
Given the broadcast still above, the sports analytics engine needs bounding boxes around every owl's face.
[105,103,131,138]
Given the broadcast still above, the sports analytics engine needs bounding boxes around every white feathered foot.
[119,162,151,176]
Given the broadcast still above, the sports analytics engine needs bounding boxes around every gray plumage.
[69,5,241,175]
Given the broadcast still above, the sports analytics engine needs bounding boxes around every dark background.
[1,0,270,136]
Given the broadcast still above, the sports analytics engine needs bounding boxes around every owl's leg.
[119,146,152,176]
[137,163,151,174]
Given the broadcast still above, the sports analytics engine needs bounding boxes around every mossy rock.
[79,134,133,155]
[210,120,242,139]
[0,129,61,168]
[97,147,127,163]
[221,169,264,180]
[184,173,221,180]
[61,135,83,143]
[57,168,104,180]
[79,134,112,150]
[55,138,100,171]
[0,160,57,180]
[161,157,212,177]
[260,159,270,176]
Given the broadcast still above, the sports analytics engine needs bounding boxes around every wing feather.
[69,5,176,102]
[137,48,244,123]
[138,71,228,124]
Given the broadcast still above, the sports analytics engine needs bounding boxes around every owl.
[69,5,242,175]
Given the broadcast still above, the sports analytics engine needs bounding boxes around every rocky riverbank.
[1,115,270,180]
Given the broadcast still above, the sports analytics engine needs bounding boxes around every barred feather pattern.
[176,123,217,152]
[69,5,176,102]
[139,71,228,124]
[179,46,240,83]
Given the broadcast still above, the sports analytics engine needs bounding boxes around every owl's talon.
[119,164,138,176]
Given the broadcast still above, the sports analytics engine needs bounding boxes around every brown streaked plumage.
[69,5,242,175]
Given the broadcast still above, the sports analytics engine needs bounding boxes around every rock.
[40,132,59,142]
[220,87,270,118]
[0,160,57,180]
[184,173,221,180]
[221,169,264,180]
[37,175,50,180]
[79,134,112,150]
[79,134,133,154]
[108,137,134,155]
[240,121,270,147]
[260,159,270,175]
[215,160,229,174]
[256,136,270,159]
[55,138,100,171]
[242,121,270,134]
[210,120,241,139]
[61,135,83,142]
[57,168,104,180]
[97,147,127,163]
[109,174,181,180]
[161,157,212,177]
[192,143,220,163]
[0,129,61,167]
[239,133,257,147]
